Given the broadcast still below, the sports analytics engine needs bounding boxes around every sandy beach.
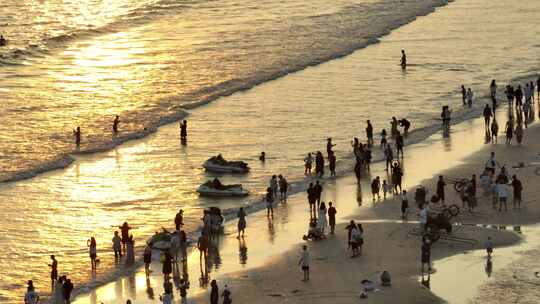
[69,102,539,304]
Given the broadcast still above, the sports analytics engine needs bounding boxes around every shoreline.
[0,0,452,184]
[73,100,537,304]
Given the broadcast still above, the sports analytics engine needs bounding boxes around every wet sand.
[71,98,538,304]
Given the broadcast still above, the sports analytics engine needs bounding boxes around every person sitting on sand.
[304,219,324,240]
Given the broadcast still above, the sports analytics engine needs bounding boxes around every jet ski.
[197,179,249,197]
[203,154,249,173]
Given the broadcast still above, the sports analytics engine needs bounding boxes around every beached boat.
[197,180,249,197]
[203,155,250,173]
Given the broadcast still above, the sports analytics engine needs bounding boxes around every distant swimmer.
[0,35,6,47]
[259,151,266,162]
[400,50,407,69]
[73,127,81,146]
[179,120,188,140]
[113,115,120,133]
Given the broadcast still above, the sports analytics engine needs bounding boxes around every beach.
[2,0,540,303]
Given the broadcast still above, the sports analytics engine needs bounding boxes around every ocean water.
[0,0,540,303]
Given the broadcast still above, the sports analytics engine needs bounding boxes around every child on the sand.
[485,237,493,258]
[382,180,390,199]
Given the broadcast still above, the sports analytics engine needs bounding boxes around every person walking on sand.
[318,202,328,234]
[265,187,274,217]
[382,180,390,200]
[314,181,323,207]
[328,202,337,234]
[371,176,381,201]
[400,49,407,69]
[436,175,446,204]
[222,285,232,304]
[48,255,58,288]
[496,181,508,212]
[112,231,122,259]
[307,183,317,218]
[421,239,432,274]
[304,153,313,175]
[87,237,97,269]
[354,159,362,184]
[298,245,310,281]
[511,175,522,209]
[396,131,404,157]
[515,123,523,145]
[73,127,81,146]
[384,144,393,171]
[401,190,409,219]
[113,115,120,133]
[237,207,247,238]
[366,120,374,146]
[490,119,499,143]
[349,224,363,257]
[210,280,219,304]
[179,120,188,140]
[483,104,492,129]
[505,120,513,144]
[278,174,289,201]
[485,237,494,258]
[63,277,73,304]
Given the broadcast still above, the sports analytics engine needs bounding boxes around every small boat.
[203,155,249,173]
[147,230,177,250]
[197,180,249,197]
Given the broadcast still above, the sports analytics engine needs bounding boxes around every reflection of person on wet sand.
[145,276,155,300]
[421,273,431,289]
[197,234,209,264]
[238,237,248,265]
[485,257,493,278]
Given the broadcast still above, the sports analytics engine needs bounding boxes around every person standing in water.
[174,209,184,231]
[304,153,313,175]
[278,174,289,201]
[490,80,497,108]
[328,152,336,177]
[118,222,133,255]
[466,88,474,107]
[366,120,374,146]
[49,255,58,288]
[461,85,466,106]
[73,127,81,146]
[179,120,188,140]
[483,104,492,129]
[400,50,407,69]
[326,138,336,159]
[112,231,122,259]
[87,237,97,270]
[113,115,120,133]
